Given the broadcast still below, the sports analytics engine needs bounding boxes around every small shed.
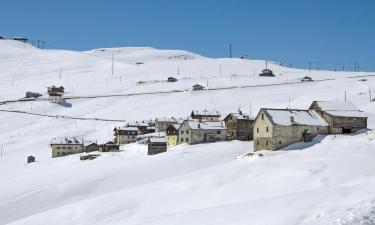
[167,77,178,82]
[259,69,275,77]
[148,138,167,155]
[99,141,119,152]
[192,84,204,91]
[27,156,35,163]
[85,143,99,152]
[301,76,313,82]
[25,92,42,98]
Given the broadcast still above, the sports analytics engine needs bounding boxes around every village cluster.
[48,100,368,160]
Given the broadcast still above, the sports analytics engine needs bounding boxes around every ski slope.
[0,40,375,225]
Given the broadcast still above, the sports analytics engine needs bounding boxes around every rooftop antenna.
[177,64,180,76]
[59,68,62,79]
[219,64,222,76]
[249,101,252,117]
[344,90,347,102]
[369,88,372,102]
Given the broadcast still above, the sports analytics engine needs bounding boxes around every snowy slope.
[1,40,375,225]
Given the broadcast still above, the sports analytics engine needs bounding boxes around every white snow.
[265,109,329,126]
[1,40,375,225]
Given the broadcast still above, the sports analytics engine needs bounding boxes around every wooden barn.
[253,108,329,151]
[309,101,368,134]
[223,111,255,141]
[148,138,167,155]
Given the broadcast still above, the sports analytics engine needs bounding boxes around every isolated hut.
[192,84,204,91]
[27,156,35,163]
[259,69,275,77]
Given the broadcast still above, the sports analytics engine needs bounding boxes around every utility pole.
[344,90,347,102]
[112,54,114,75]
[288,96,291,109]
[354,62,357,72]
[343,66,345,71]
[219,64,222,76]
[357,63,360,72]
[1,144,3,157]
[229,43,232,58]
[309,62,311,71]
[369,88,372,102]
[59,68,62,79]
[266,60,268,69]
[177,64,180,76]
[249,101,252,117]
[316,61,320,70]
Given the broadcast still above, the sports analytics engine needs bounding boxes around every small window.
[186,138,189,142]
[57,147,61,149]
[181,130,184,134]
[266,127,269,132]
[67,147,72,150]
[261,114,264,120]
[217,130,221,134]
[257,141,259,146]
[266,140,268,145]
[62,146,66,149]
[257,128,259,133]
[279,140,282,145]
[186,130,189,134]
[317,127,320,131]
[57,152,60,155]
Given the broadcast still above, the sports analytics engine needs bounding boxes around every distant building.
[178,120,227,145]
[47,86,65,95]
[301,76,313,82]
[127,121,150,134]
[191,110,221,122]
[49,92,64,103]
[253,108,329,151]
[223,111,255,141]
[114,126,139,144]
[25,91,42,98]
[259,69,275,77]
[51,137,84,158]
[27,156,35,163]
[148,138,167,155]
[85,143,99,152]
[167,77,178,82]
[0,36,5,40]
[309,101,367,134]
[99,141,119,152]
[192,84,204,91]
[12,37,28,42]
[166,123,181,146]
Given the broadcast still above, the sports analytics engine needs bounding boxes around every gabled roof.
[51,136,83,145]
[183,120,226,130]
[117,126,139,131]
[310,101,367,118]
[224,113,255,121]
[149,138,166,143]
[259,108,328,126]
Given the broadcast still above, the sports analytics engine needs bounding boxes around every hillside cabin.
[191,110,221,122]
[155,117,181,132]
[301,76,313,82]
[192,84,204,91]
[309,101,367,134]
[167,77,178,82]
[99,141,119,152]
[51,137,84,158]
[47,86,65,95]
[166,123,181,146]
[25,91,42,98]
[224,112,255,141]
[49,92,64,103]
[13,37,28,42]
[253,109,329,151]
[259,69,275,77]
[114,126,139,144]
[27,156,35,163]
[178,120,227,145]
[85,143,99,152]
[148,138,167,155]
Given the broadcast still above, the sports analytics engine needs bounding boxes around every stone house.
[148,138,167,155]
[127,121,150,134]
[49,92,64,103]
[155,117,180,132]
[191,110,221,122]
[51,137,84,158]
[166,123,181,146]
[178,120,227,145]
[224,111,255,141]
[114,126,139,144]
[309,101,368,134]
[253,109,329,151]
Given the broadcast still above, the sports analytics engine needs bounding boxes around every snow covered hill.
[0,40,375,225]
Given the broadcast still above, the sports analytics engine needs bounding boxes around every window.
[317,127,320,131]
[261,114,264,120]
[217,130,221,134]
[186,130,189,134]
[62,146,66,149]
[279,140,282,145]
[266,140,268,145]
[257,141,259,146]
[181,130,184,134]
[266,126,269,132]
[186,138,189,142]
[57,152,60,155]
[181,138,184,142]
[67,147,72,150]
[257,128,259,133]
[57,147,61,149]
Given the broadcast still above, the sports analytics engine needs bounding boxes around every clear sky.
[1,0,374,71]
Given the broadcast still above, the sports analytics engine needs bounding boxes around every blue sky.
[1,0,374,71]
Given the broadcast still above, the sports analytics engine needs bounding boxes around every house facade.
[224,112,255,141]
[253,109,329,151]
[178,120,227,145]
[191,110,221,122]
[309,101,367,134]
[155,117,180,132]
[51,137,84,158]
[114,127,139,144]
[166,123,180,146]
[49,92,64,103]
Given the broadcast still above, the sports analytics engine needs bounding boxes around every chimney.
[290,116,295,124]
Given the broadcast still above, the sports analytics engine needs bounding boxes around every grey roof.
[51,136,83,145]
[311,101,367,118]
[184,120,226,130]
[225,113,255,121]
[261,109,328,126]
[192,109,221,117]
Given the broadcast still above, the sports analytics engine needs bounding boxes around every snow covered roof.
[51,137,83,145]
[118,127,139,131]
[184,120,226,130]
[191,110,221,117]
[149,138,166,143]
[310,101,367,118]
[262,109,328,126]
[155,117,178,122]
[225,113,255,121]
